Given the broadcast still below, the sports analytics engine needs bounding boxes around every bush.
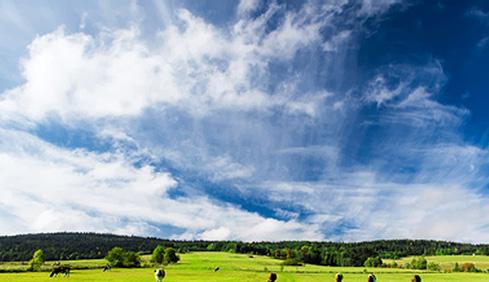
[427,262,441,271]
[411,257,427,270]
[105,247,141,268]
[402,262,413,269]
[364,257,383,268]
[383,261,398,268]
[123,251,142,267]
[282,258,304,266]
[460,262,480,272]
[163,247,180,265]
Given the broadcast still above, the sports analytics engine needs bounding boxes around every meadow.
[384,255,489,272]
[1,252,489,281]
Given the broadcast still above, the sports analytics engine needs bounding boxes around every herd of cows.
[48,265,424,282]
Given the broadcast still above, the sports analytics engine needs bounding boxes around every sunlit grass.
[1,252,489,281]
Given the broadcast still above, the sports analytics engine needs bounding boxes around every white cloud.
[248,166,489,243]
[477,36,489,50]
[1,0,488,243]
[323,30,352,52]
[364,75,406,106]
[0,128,322,240]
[0,1,358,124]
[357,0,402,16]
[1,27,183,121]
[466,7,489,26]
[237,0,260,16]
[79,12,88,30]
[343,184,489,242]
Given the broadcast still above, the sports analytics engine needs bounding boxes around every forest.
[1,232,489,267]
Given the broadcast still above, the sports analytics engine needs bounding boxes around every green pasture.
[1,252,489,281]
[384,255,489,271]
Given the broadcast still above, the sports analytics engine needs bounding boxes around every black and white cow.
[50,266,71,278]
[155,269,166,282]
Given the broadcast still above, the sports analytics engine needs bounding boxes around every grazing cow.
[155,269,166,282]
[50,266,71,278]
[336,272,343,282]
[214,266,220,272]
[268,272,277,282]
[412,275,422,282]
[367,274,376,282]
[103,264,112,272]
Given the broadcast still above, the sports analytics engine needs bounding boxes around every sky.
[0,0,489,242]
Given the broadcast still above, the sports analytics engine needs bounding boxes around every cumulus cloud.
[0,2,342,123]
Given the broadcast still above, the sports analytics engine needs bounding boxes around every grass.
[0,258,109,272]
[0,252,489,281]
[384,255,489,271]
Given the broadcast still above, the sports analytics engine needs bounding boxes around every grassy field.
[384,255,489,271]
[1,252,489,281]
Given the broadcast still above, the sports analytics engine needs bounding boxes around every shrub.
[427,262,441,271]
[411,257,427,270]
[105,247,141,268]
[123,251,142,267]
[402,262,413,269]
[282,258,304,266]
[364,257,383,268]
[453,262,461,272]
[460,262,480,272]
[163,247,180,265]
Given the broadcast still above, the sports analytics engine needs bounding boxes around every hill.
[0,232,207,261]
[1,232,489,267]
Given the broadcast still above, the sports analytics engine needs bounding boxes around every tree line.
[0,232,207,261]
[2,232,489,267]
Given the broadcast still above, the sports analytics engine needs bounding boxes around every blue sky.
[0,0,489,242]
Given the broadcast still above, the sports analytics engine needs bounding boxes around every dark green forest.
[1,232,489,267]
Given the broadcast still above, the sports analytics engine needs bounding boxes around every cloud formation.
[0,0,488,242]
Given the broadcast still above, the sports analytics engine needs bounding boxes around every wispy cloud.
[0,128,322,241]
[0,0,488,242]
[477,36,489,50]
[466,7,489,26]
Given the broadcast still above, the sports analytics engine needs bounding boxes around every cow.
[50,266,71,278]
[412,275,422,282]
[155,269,166,282]
[367,274,376,282]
